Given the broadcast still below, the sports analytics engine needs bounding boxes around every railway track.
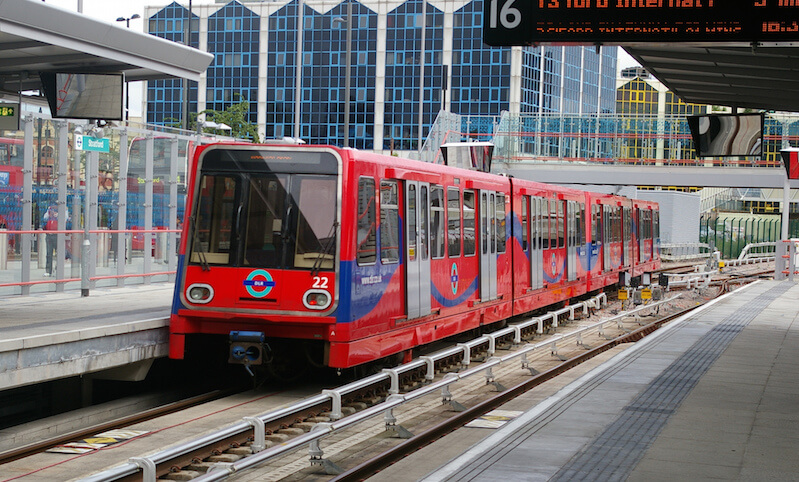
[0,389,244,466]
[43,290,703,482]
[330,301,704,482]
[2,266,755,481]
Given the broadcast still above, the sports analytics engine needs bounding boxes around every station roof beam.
[0,0,213,93]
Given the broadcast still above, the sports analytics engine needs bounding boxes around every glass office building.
[145,0,617,153]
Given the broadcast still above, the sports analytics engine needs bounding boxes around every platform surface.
[0,282,174,391]
[412,280,799,481]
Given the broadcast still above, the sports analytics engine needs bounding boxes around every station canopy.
[623,44,799,113]
[0,0,213,94]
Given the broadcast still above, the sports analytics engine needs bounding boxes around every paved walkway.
[418,280,799,481]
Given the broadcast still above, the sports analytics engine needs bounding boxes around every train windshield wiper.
[190,215,210,271]
[311,221,338,276]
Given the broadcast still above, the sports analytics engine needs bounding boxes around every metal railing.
[737,241,777,260]
[0,113,233,297]
[660,243,712,262]
[775,239,799,281]
[421,111,799,168]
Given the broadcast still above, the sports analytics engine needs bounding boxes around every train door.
[567,201,577,282]
[602,205,611,272]
[405,181,431,319]
[638,208,645,263]
[479,190,498,301]
[591,204,600,272]
[623,207,632,268]
[653,210,660,259]
[531,197,543,290]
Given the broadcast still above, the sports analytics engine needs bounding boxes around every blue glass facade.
[384,0,444,151]
[206,2,259,125]
[146,1,198,126]
[452,0,510,118]
[146,0,617,150]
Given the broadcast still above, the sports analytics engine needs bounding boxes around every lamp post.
[116,14,140,121]
[333,2,352,148]
[115,13,140,28]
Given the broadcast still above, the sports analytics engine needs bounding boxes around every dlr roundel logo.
[243,269,276,298]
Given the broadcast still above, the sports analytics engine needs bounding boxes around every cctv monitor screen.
[688,113,764,158]
[40,72,124,121]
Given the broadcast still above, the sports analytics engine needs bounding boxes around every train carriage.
[632,198,660,278]
[170,143,660,375]
[510,182,590,315]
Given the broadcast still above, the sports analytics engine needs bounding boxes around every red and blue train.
[169,144,660,376]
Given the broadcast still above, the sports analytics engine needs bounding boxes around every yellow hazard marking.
[45,430,149,455]
[641,288,652,299]
[82,437,118,444]
[465,410,523,429]
[95,429,149,439]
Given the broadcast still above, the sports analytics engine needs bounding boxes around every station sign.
[75,135,110,153]
[781,148,799,179]
[0,103,19,132]
[484,0,799,46]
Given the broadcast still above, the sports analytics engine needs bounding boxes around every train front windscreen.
[188,147,339,271]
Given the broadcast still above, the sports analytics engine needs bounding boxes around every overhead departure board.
[483,0,799,46]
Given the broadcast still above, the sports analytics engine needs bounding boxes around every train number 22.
[313,276,329,289]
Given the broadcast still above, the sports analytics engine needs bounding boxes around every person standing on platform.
[42,203,68,277]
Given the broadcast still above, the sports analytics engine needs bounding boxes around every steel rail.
[80,292,690,481]
[330,301,707,482]
[0,389,237,465]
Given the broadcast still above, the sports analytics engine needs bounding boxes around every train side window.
[447,187,461,257]
[420,185,429,261]
[557,200,565,248]
[463,189,476,256]
[521,196,528,251]
[431,186,445,259]
[531,197,537,250]
[536,197,544,249]
[544,198,552,249]
[591,205,598,245]
[536,197,543,249]
[380,180,400,264]
[496,193,506,254]
[357,177,376,265]
[654,210,659,239]
[481,193,488,255]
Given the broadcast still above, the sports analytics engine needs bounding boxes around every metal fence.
[0,112,232,297]
[420,111,799,168]
[699,213,799,260]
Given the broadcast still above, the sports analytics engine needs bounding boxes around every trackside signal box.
[781,149,799,180]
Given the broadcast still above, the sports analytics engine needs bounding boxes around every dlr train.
[169,144,660,377]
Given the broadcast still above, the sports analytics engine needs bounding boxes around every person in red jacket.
[41,204,69,276]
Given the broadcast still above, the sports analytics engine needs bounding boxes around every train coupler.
[228,331,266,365]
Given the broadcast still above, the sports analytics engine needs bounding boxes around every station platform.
[0,283,173,391]
[406,279,799,481]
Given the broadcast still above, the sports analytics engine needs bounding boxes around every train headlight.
[186,283,214,304]
[303,289,331,310]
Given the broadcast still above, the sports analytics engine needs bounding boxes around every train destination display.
[483,0,799,46]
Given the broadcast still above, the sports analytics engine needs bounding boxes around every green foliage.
[167,99,260,142]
